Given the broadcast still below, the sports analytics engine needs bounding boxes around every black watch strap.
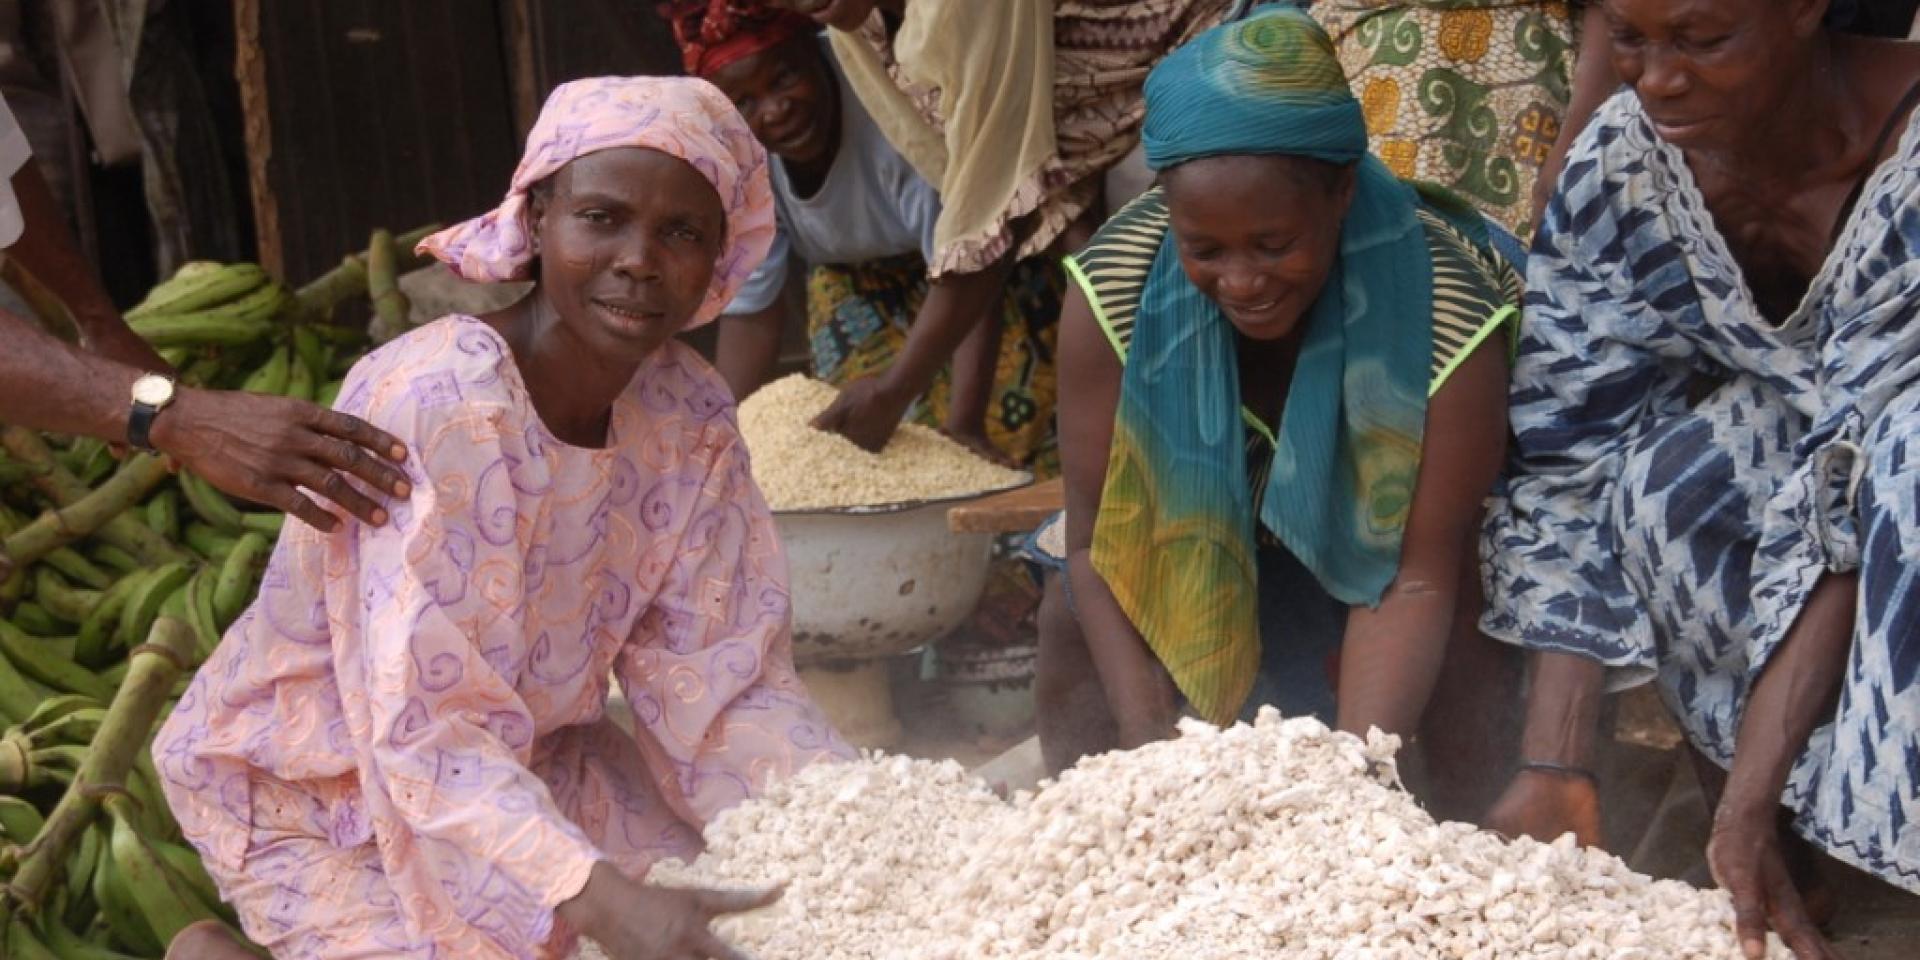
[128,400,162,452]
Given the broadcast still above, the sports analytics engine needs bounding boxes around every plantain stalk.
[0,429,188,566]
[0,453,175,570]
[291,223,438,323]
[5,617,195,912]
[367,228,413,336]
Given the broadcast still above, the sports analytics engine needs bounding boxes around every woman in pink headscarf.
[152,76,851,960]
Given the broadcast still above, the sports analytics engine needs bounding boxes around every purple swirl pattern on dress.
[149,317,848,958]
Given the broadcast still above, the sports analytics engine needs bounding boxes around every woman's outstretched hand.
[559,861,780,960]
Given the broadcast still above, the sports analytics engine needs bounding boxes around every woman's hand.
[1707,572,1853,960]
[1483,769,1603,848]
[150,388,411,531]
[812,374,912,452]
[559,862,779,960]
[1708,797,1838,960]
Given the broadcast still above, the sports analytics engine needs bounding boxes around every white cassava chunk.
[636,710,1790,959]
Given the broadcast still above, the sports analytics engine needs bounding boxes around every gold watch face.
[131,374,176,407]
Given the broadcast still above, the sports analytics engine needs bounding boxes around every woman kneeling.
[1033,8,1521,802]
[153,77,849,960]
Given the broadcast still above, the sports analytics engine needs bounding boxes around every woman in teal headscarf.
[1029,7,1521,805]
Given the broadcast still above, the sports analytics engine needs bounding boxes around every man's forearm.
[6,160,120,335]
[883,256,1014,401]
[0,307,138,444]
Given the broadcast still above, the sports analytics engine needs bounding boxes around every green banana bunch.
[0,794,46,841]
[24,706,107,747]
[114,563,193,664]
[33,568,102,624]
[16,693,106,737]
[0,649,42,724]
[44,549,113,591]
[179,473,244,534]
[0,243,421,960]
[240,345,292,396]
[239,513,283,539]
[60,808,105,931]
[39,908,142,960]
[5,914,62,960]
[91,820,163,957]
[182,523,239,563]
[0,621,113,702]
[126,282,289,349]
[103,794,221,948]
[182,567,223,662]
[74,575,142,668]
[11,600,65,635]
[285,351,317,403]
[124,263,268,322]
[143,490,180,543]
[86,546,141,577]
[213,535,269,627]
[315,378,345,409]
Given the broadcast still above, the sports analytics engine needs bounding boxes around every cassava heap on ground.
[647,710,1793,960]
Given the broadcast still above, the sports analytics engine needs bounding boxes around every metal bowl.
[775,476,1029,666]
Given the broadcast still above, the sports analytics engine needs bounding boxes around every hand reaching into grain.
[1483,769,1603,849]
[560,861,779,960]
[811,373,911,453]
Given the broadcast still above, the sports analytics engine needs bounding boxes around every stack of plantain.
[0,225,436,957]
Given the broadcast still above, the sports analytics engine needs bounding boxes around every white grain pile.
[646,709,1786,960]
[738,375,1025,511]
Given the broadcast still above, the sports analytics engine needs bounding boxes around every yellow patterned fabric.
[805,254,1064,474]
[1311,1,1577,239]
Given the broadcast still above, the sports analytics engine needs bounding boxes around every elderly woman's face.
[1164,155,1354,342]
[530,148,725,359]
[1603,0,1824,149]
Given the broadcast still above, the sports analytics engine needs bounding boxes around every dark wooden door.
[249,0,521,284]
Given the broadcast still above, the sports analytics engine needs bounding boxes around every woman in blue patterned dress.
[1481,1,1920,956]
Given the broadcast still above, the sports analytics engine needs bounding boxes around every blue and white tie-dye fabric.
[1482,90,1920,894]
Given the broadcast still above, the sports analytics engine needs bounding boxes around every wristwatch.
[127,373,178,453]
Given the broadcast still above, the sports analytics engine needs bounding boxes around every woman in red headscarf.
[664,0,1064,471]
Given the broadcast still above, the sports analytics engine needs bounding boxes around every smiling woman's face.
[708,37,838,168]
[1603,0,1823,150]
[529,147,726,362]
[1163,154,1355,342]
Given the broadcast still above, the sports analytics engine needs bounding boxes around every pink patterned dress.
[153,316,851,959]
